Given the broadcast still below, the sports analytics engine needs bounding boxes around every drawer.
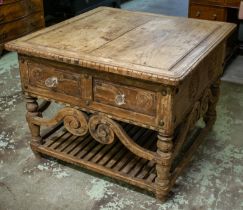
[0,0,19,4]
[0,0,43,24]
[207,0,225,3]
[93,80,157,116]
[28,62,81,98]
[189,4,226,21]
[0,12,44,44]
[27,0,43,14]
[191,0,225,5]
[225,0,241,7]
[190,0,240,7]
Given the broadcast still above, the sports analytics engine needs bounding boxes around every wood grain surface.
[5,7,235,85]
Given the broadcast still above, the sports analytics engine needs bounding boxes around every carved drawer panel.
[28,62,81,98]
[93,79,157,116]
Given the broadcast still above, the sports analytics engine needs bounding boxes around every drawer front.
[28,62,81,98]
[190,0,240,7]
[0,0,19,4]
[207,0,225,3]
[189,4,226,21]
[0,12,44,44]
[0,0,43,24]
[191,0,225,5]
[226,0,241,7]
[27,0,43,14]
[93,79,157,116]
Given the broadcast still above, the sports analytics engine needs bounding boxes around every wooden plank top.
[5,7,235,85]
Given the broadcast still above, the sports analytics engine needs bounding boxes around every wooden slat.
[37,123,159,193]
[112,128,148,171]
[82,118,127,161]
[146,167,157,183]
[43,129,67,147]
[35,143,156,192]
[119,131,154,173]
[75,139,98,159]
[56,135,79,152]
[48,132,72,149]
[138,162,156,179]
[39,124,158,184]
[104,125,140,168]
[127,135,156,177]
[41,122,64,140]
[67,135,92,155]
[82,143,106,161]
[93,125,132,165]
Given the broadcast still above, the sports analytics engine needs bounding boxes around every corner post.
[25,95,42,152]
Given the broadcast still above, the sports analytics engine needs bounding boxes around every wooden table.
[5,7,235,201]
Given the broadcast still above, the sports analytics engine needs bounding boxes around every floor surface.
[0,0,243,209]
[222,56,243,85]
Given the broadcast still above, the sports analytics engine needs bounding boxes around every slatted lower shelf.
[34,123,158,193]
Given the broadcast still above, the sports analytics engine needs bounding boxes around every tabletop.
[5,7,235,85]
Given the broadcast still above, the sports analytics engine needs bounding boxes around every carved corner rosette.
[28,108,158,162]
[88,114,115,144]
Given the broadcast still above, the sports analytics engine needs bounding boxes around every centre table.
[5,7,235,201]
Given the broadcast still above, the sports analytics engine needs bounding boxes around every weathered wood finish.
[93,79,157,116]
[0,0,44,54]
[5,7,235,201]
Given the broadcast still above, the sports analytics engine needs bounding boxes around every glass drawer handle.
[213,14,217,20]
[115,94,126,106]
[196,11,201,17]
[45,77,58,88]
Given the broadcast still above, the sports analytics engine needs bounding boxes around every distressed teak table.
[5,7,235,201]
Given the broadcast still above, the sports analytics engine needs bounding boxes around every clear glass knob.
[115,94,126,106]
[45,77,58,88]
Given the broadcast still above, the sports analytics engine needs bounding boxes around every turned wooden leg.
[204,80,220,125]
[25,95,42,154]
[155,133,173,201]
